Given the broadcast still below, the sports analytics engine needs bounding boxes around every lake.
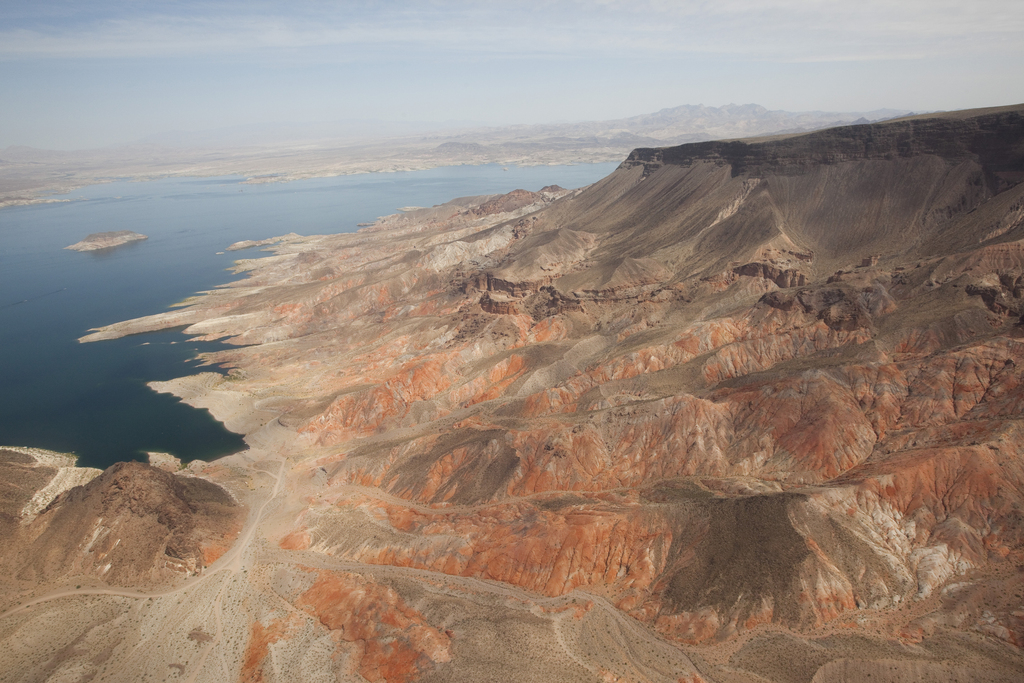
[0,162,619,469]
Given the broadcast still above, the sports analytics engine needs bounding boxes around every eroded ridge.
[5,107,1024,682]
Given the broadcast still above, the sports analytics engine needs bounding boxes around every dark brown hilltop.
[2,461,244,589]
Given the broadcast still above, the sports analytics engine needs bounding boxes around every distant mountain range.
[448,102,915,144]
[128,103,917,150]
[1,102,917,207]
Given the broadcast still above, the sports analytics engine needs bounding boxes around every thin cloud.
[1,1,1021,63]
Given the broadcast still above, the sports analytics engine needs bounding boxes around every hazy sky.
[2,0,1022,149]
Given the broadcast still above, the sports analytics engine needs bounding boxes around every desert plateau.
[2,104,1024,682]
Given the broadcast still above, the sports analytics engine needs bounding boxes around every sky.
[1,0,1023,150]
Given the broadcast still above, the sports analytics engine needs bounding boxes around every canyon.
[2,104,1024,682]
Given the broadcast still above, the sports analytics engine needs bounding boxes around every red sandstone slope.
[21,104,1024,682]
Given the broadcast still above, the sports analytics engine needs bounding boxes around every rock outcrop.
[3,461,244,588]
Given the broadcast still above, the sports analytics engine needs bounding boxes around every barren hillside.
[3,105,1024,682]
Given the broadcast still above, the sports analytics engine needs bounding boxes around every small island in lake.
[65,230,148,252]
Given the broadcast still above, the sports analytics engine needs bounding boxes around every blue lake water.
[0,162,619,469]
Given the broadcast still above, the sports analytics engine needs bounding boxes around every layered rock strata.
[4,105,1024,682]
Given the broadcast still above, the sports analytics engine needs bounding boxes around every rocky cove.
[0,164,615,469]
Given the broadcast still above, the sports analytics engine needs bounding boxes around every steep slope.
[2,461,245,590]
[4,105,1024,682]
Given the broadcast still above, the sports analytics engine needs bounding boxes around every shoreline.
[0,156,619,213]
[0,196,85,210]
[148,373,283,439]
[8,163,615,480]
[0,446,103,521]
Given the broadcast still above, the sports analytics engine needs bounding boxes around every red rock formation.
[341,496,668,606]
[240,615,304,683]
[295,570,451,683]
[43,108,1024,680]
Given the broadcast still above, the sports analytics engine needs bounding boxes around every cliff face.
[624,106,1024,185]
[7,106,1024,682]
